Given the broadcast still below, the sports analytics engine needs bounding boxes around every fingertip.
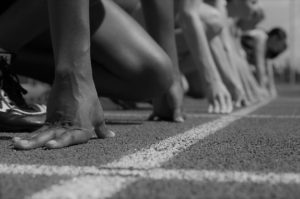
[208,105,213,114]
[13,139,31,150]
[105,130,116,138]
[228,101,234,113]
[220,105,227,114]
[45,140,59,149]
[214,106,220,114]
[148,113,155,121]
[174,116,185,123]
[228,105,233,113]
[173,109,185,123]
[12,137,21,143]
[235,101,241,108]
[96,128,116,139]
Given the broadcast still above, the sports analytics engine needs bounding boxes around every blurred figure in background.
[176,0,234,114]
[238,4,288,97]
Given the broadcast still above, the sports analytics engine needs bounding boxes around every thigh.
[90,0,168,80]
[112,0,140,14]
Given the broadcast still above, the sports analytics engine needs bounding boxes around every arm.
[210,36,246,105]
[14,0,114,150]
[178,0,232,113]
[250,30,268,87]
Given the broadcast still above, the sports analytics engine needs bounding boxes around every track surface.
[0,85,300,199]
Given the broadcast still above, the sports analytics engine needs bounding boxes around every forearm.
[265,60,276,89]
[179,9,222,85]
[253,34,268,87]
[210,36,242,90]
[220,27,246,84]
[47,0,92,75]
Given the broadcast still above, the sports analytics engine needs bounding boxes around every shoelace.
[0,57,30,109]
[0,57,46,115]
[0,90,15,111]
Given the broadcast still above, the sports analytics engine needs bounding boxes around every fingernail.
[107,130,116,138]
[12,137,21,142]
[46,140,57,147]
[175,116,185,123]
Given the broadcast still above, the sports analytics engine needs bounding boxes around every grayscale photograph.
[0,0,299,198]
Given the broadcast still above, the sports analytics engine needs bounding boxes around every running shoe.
[0,53,46,132]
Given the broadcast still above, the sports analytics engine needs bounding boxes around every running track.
[0,84,300,199]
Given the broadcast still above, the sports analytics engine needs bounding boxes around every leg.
[178,0,233,114]
[11,0,173,101]
[90,0,173,100]
[141,0,184,122]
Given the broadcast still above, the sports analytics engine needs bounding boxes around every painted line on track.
[105,111,300,120]
[1,164,299,185]
[1,100,272,199]
[27,168,300,199]
[104,100,271,169]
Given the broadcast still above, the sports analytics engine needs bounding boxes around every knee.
[200,8,224,39]
[139,51,174,98]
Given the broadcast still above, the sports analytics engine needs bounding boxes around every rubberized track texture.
[0,84,300,199]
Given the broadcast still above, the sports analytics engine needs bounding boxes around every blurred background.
[259,0,300,83]
[18,0,300,105]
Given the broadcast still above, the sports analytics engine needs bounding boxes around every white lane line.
[29,176,135,199]
[26,100,271,199]
[239,114,300,119]
[146,169,300,184]
[0,164,107,176]
[105,111,300,120]
[2,164,299,185]
[27,168,300,199]
[105,100,270,169]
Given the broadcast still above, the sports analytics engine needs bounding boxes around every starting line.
[1,164,299,185]
[1,99,280,199]
[105,112,300,121]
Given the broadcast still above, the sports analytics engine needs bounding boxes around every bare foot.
[149,79,185,122]
[13,74,114,150]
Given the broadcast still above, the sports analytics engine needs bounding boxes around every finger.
[208,104,213,114]
[218,95,227,114]
[95,124,115,139]
[173,108,185,123]
[213,100,220,114]
[45,129,91,149]
[227,99,233,114]
[241,98,250,107]
[13,125,50,142]
[13,127,63,150]
[234,99,242,108]
[225,95,233,114]
[27,125,53,139]
[148,113,159,121]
